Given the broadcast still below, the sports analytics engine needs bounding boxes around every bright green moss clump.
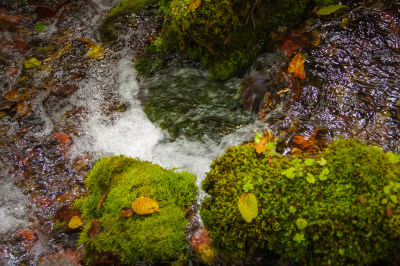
[75,156,197,264]
[201,139,400,264]
[156,0,312,80]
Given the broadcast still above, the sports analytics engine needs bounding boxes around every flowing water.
[0,0,399,264]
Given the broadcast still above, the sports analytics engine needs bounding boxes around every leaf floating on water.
[288,53,306,79]
[317,5,347,16]
[68,216,82,229]
[188,0,201,11]
[132,197,161,215]
[86,43,105,59]
[198,244,215,265]
[76,38,105,59]
[119,207,134,217]
[23,58,42,69]
[238,193,258,223]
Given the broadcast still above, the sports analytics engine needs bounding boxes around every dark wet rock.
[246,1,400,151]
[35,6,57,20]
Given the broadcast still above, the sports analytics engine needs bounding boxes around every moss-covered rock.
[156,0,313,80]
[75,156,197,264]
[99,0,159,41]
[201,139,400,264]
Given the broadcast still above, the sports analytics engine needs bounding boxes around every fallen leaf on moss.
[198,244,215,265]
[296,218,308,230]
[386,203,393,217]
[238,193,258,223]
[188,0,201,11]
[119,207,134,217]
[252,130,276,154]
[288,53,306,79]
[360,194,365,205]
[68,216,82,229]
[132,197,161,214]
[98,187,110,210]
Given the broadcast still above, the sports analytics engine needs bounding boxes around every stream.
[0,0,399,264]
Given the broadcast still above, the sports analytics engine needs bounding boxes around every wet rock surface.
[243,0,400,153]
[0,0,163,264]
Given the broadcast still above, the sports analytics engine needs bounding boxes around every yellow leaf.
[198,244,215,265]
[188,0,201,11]
[68,216,82,229]
[132,197,161,215]
[86,42,105,59]
[23,58,42,69]
[288,53,306,79]
[238,193,258,223]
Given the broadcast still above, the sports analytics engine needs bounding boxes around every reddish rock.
[39,248,84,266]
[35,6,57,20]
[14,229,37,251]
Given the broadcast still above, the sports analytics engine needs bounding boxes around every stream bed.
[0,0,399,264]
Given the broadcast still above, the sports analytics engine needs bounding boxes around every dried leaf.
[198,244,215,265]
[386,203,393,217]
[119,207,134,217]
[68,216,82,229]
[98,187,110,210]
[288,53,306,79]
[132,197,161,214]
[188,0,201,11]
[360,194,365,205]
[317,5,347,16]
[238,193,258,223]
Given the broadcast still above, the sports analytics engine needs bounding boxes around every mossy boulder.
[75,156,197,263]
[201,139,400,264]
[99,0,159,41]
[156,0,313,80]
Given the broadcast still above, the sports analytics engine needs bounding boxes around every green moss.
[201,139,400,264]
[76,156,197,264]
[314,0,339,6]
[157,0,313,80]
[100,0,159,41]
[34,22,46,32]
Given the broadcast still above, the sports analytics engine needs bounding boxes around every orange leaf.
[253,136,268,153]
[292,135,310,147]
[288,53,306,79]
[252,130,275,154]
